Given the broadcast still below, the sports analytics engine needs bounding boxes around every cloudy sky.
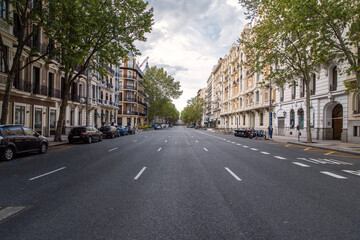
[136,0,247,112]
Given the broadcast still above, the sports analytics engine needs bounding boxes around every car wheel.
[99,135,103,142]
[39,143,48,154]
[87,137,93,144]
[2,147,14,161]
[112,133,115,138]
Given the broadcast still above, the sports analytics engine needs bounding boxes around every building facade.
[0,5,147,136]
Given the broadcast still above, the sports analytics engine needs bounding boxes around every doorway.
[332,104,343,140]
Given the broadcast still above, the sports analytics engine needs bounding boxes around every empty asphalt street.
[0,126,359,239]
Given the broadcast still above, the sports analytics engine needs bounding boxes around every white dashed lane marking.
[250,148,258,151]
[29,167,66,181]
[134,167,147,180]
[158,148,162,152]
[203,148,208,152]
[261,151,270,155]
[292,162,310,168]
[274,156,286,160]
[320,171,347,179]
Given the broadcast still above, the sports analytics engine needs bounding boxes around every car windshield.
[100,127,110,131]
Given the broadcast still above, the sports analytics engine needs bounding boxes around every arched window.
[101,91,103,99]
[290,110,295,129]
[354,93,360,113]
[331,66,337,91]
[298,108,304,129]
[105,93,108,100]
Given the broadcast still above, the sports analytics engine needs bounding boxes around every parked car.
[152,124,161,130]
[126,126,136,135]
[68,126,102,144]
[0,124,48,161]
[99,126,120,138]
[117,126,128,136]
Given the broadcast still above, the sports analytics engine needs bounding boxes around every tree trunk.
[54,82,71,142]
[305,74,312,143]
[0,74,15,124]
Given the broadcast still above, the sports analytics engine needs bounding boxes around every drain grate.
[0,206,29,223]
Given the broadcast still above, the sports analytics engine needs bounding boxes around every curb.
[48,142,69,148]
[278,140,360,156]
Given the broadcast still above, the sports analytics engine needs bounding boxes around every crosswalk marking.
[342,170,360,177]
[320,171,347,179]
[297,158,353,165]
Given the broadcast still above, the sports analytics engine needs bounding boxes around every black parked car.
[99,126,120,138]
[0,124,48,161]
[126,126,135,135]
[68,126,102,144]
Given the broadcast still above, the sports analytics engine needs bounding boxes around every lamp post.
[268,67,273,139]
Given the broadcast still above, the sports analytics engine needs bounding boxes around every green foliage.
[143,66,182,122]
[180,96,205,124]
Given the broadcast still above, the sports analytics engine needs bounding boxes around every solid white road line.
[320,171,347,179]
[274,156,286,160]
[261,151,270,155]
[108,147,118,152]
[29,167,66,181]
[203,147,208,152]
[134,167,147,180]
[292,162,310,168]
[250,148,258,151]
[225,167,242,181]
[158,148,162,152]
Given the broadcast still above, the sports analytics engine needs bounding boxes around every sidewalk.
[271,135,360,155]
[46,135,69,147]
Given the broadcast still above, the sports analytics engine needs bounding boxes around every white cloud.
[136,0,246,111]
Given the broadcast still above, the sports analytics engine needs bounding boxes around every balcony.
[13,79,32,93]
[125,98,136,102]
[125,85,136,90]
[138,100,147,106]
[69,94,80,102]
[32,84,48,96]
[139,112,147,117]
[125,111,138,115]
[138,89,145,96]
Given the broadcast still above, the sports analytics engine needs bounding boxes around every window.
[240,98,242,107]
[310,74,316,95]
[92,85,96,99]
[23,127,35,136]
[243,115,245,125]
[119,81,123,89]
[256,73,260,82]
[290,110,295,129]
[256,91,259,102]
[128,60,133,68]
[260,113,263,126]
[354,126,358,137]
[0,0,7,19]
[0,46,7,72]
[9,126,24,136]
[298,108,304,129]
[70,109,75,126]
[331,66,337,91]
[310,108,315,128]
[35,108,42,129]
[50,110,56,128]
[127,71,132,79]
[301,79,305,97]
[78,110,82,126]
[292,81,296,99]
[280,87,284,101]
[48,72,54,97]
[15,106,25,125]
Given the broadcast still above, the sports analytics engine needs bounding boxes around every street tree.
[239,0,360,92]
[238,0,327,143]
[0,0,53,124]
[45,0,153,141]
[180,96,205,125]
[143,66,182,123]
